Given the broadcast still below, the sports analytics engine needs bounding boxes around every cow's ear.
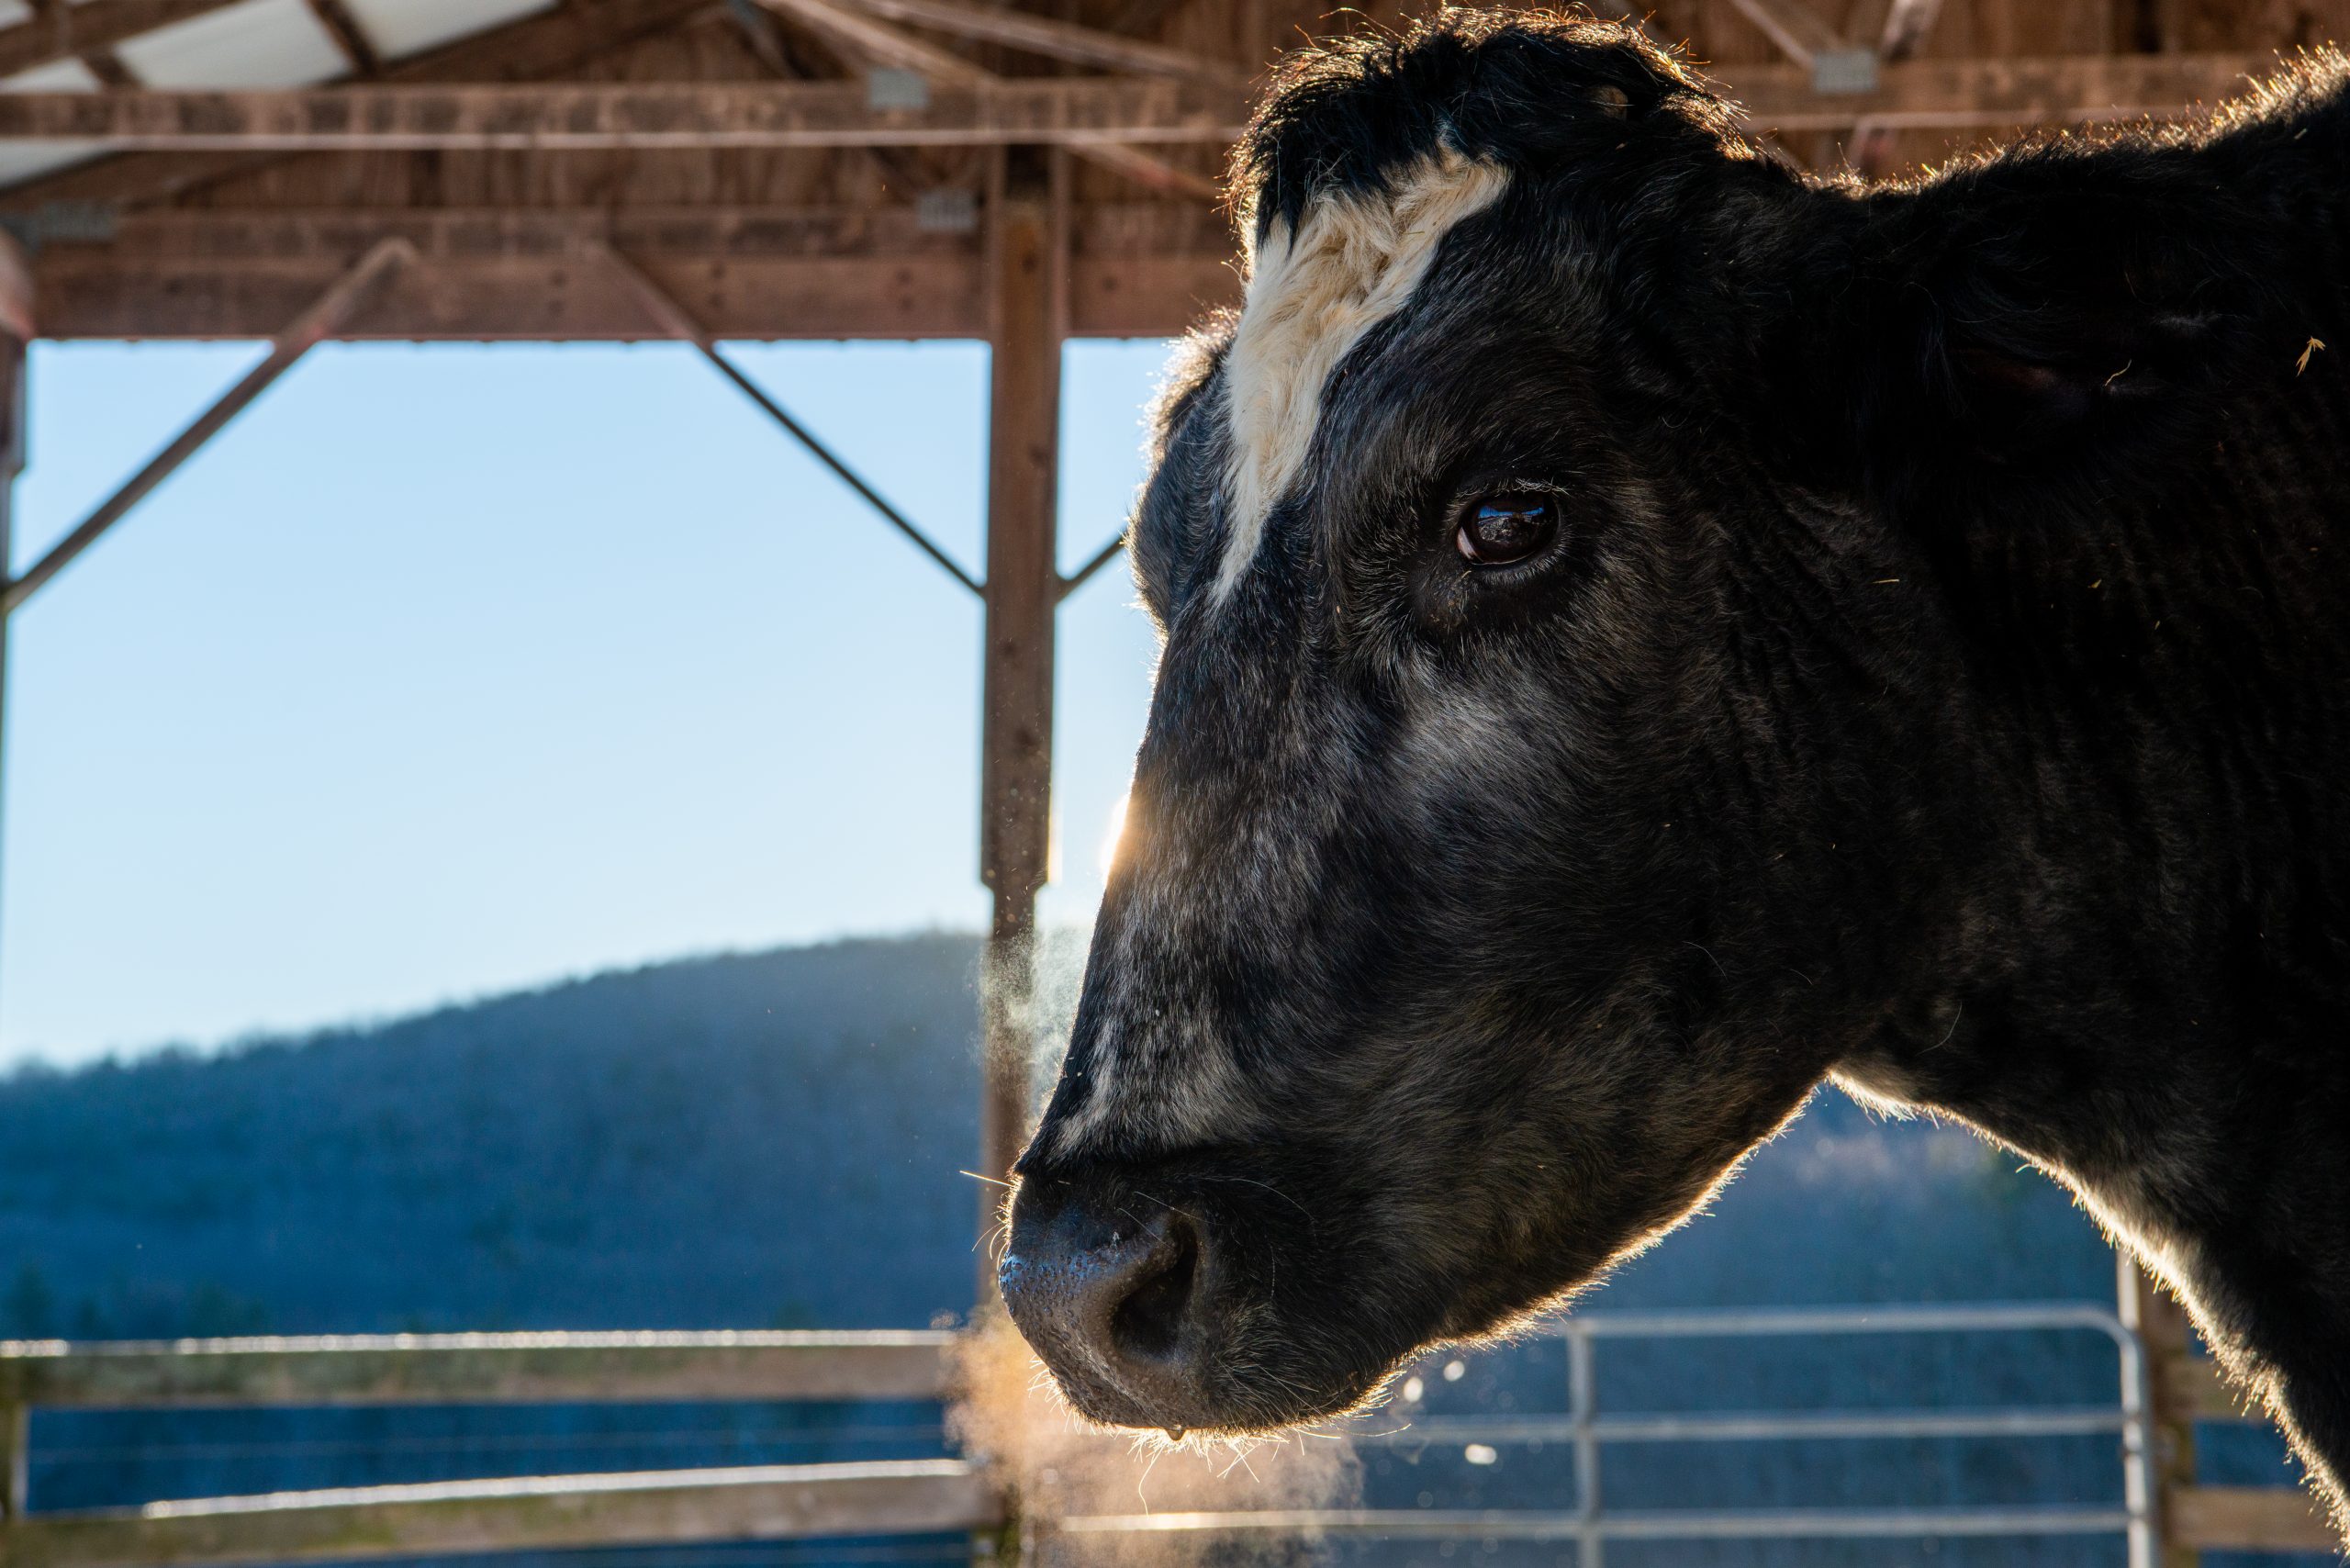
[1850,160,2291,503]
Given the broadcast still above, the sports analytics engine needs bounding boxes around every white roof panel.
[0,0,582,190]
[345,0,555,62]
[4,58,103,94]
[0,57,102,191]
[116,0,350,88]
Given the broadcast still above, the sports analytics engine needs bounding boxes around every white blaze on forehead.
[1214,148,1511,599]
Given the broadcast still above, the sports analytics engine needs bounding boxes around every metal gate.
[1055,1302,2155,1568]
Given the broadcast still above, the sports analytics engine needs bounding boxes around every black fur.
[1002,13,2350,1540]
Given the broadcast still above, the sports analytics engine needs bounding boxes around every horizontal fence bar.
[2157,1352,2251,1421]
[3,1461,997,1568]
[1054,1506,2136,1541]
[1542,1303,2132,1341]
[1362,1407,2131,1446]
[0,1333,957,1409]
[2168,1485,2340,1553]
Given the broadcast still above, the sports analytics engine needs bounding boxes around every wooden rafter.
[0,52,2283,149]
[4,237,413,613]
[1850,0,1948,174]
[1876,0,1946,58]
[300,0,384,77]
[1723,0,1852,69]
[18,200,1236,338]
[1065,139,1219,200]
[719,0,965,204]
[726,0,856,80]
[0,78,1249,148]
[78,47,138,88]
[752,0,990,84]
[1102,0,1194,44]
[748,0,1217,196]
[828,0,1242,84]
[1729,50,2280,129]
[0,0,240,80]
[29,243,1232,339]
[0,0,716,211]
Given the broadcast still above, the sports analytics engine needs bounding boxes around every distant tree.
[183,1282,271,1338]
[3,1261,53,1337]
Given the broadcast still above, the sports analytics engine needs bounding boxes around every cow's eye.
[1454,495,1556,566]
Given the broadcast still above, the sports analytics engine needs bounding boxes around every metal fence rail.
[3,1309,2336,1567]
[0,1332,1000,1568]
[1058,1302,2159,1568]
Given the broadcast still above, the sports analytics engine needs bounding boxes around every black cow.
[998,11,2350,1541]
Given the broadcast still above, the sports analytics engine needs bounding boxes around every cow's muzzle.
[997,1180,1225,1435]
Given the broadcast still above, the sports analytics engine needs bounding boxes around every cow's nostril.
[1109,1216,1199,1362]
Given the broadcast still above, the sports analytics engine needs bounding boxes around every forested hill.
[0,935,985,1338]
[0,929,2117,1343]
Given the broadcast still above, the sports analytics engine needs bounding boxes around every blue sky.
[1,337,1173,1066]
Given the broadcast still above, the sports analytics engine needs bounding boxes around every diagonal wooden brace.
[0,236,414,616]
[597,240,983,597]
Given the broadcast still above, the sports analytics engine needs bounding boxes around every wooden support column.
[0,1400,24,1525]
[0,233,30,1061]
[977,150,1063,1263]
[2122,1259,2199,1568]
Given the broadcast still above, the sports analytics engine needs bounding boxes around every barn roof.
[0,0,2322,342]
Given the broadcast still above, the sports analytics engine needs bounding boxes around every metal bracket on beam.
[867,68,931,109]
[596,241,983,598]
[1811,48,1880,94]
[0,235,413,616]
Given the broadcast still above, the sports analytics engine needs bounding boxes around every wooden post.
[1,1400,27,1525]
[976,148,1064,1266]
[2122,1258,2199,1568]
[0,231,31,1051]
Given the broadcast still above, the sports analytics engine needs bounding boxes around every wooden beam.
[24,218,1232,339]
[33,252,992,338]
[1068,139,1218,199]
[66,198,1223,252]
[2154,1350,2251,1423]
[1849,0,1947,174]
[0,51,2281,154]
[1723,0,1851,69]
[0,227,32,342]
[0,78,1249,148]
[0,240,24,1148]
[832,0,1241,84]
[2167,1487,2338,1553]
[752,0,990,84]
[977,158,1063,1221]
[3,237,411,612]
[0,1329,958,1407]
[1726,50,2279,130]
[0,1399,25,1525]
[1875,0,1945,58]
[79,47,139,88]
[2122,1263,2199,1568]
[0,0,717,211]
[3,1461,1000,1568]
[301,0,384,76]
[1102,0,1192,43]
[0,0,242,81]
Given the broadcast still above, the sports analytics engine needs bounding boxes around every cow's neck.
[1832,361,2350,1362]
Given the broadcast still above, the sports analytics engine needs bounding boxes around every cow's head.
[998,10,2286,1433]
